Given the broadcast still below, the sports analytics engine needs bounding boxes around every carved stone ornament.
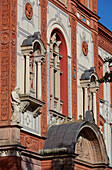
[82,41,88,56]
[25,2,33,20]
[75,136,91,161]
[11,87,21,124]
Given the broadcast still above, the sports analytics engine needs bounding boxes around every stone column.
[93,92,97,123]
[57,67,61,113]
[85,87,88,116]
[50,55,54,109]
[54,56,58,99]
[37,61,42,100]
[56,43,61,113]
[26,55,30,94]
[110,123,112,165]
[80,87,83,118]
[34,62,37,98]
[21,56,25,94]
[90,92,92,111]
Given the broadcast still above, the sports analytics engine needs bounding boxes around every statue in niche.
[29,54,34,90]
[11,87,21,124]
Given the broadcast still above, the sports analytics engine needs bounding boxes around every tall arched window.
[50,29,68,117]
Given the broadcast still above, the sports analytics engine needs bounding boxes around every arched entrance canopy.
[44,111,109,167]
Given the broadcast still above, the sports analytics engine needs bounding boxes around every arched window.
[50,29,68,117]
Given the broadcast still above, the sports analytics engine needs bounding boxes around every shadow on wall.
[21,157,34,170]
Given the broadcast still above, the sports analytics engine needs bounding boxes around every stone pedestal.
[0,125,21,146]
[0,125,22,169]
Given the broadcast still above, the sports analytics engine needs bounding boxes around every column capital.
[34,55,45,63]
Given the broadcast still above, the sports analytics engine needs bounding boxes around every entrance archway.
[43,113,109,170]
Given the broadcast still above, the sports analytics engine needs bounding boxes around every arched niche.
[19,32,46,135]
[21,32,46,98]
[75,124,109,167]
[80,67,99,121]
[49,29,68,116]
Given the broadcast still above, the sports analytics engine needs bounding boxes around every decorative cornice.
[98,22,112,39]
[0,145,25,157]
[75,0,100,20]
[98,22,112,55]
[40,147,68,155]
[0,149,21,157]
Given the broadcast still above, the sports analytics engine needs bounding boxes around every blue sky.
[97,0,112,31]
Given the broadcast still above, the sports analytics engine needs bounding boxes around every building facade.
[0,0,112,169]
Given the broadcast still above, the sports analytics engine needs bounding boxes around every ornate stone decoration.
[1,32,9,44]
[82,41,88,56]
[20,133,39,152]
[75,136,91,161]
[80,67,99,118]
[0,149,21,157]
[11,87,21,124]
[20,32,46,134]
[25,2,33,20]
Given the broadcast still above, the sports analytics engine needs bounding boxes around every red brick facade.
[0,0,17,125]
[0,0,112,169]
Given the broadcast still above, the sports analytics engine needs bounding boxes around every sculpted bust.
[11,87,21,124]
[82,41,88,56]
[25,3,33,20]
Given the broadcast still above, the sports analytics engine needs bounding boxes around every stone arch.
[44,117,109,169]
[32,39,46,57]
[49,28,68,116]
[47,22,71,56]
[75,124,108,166]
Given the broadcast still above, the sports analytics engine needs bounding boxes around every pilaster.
[40,0,48,138]
[91,17,99,125]
[0,0,17,125]
[70,15,77,120]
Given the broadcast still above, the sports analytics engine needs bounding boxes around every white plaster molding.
[47,22,71,56]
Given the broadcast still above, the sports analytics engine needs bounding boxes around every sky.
[97,0,112,31]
